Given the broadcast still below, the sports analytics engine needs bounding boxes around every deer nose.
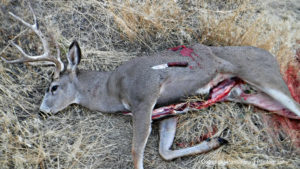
[39,104,51,114]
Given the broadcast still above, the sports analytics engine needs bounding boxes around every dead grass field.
[0,0,299,168]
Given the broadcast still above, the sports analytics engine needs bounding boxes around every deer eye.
[51,85,59,93]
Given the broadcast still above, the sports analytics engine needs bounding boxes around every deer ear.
[67,40,81,73]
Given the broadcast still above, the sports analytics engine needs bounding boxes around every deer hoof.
[217,137,229,145]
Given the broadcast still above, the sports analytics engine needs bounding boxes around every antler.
[1,4,64,79]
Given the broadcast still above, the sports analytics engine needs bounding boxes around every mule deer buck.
[2,6,300,169]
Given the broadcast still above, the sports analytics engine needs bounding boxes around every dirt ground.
[0,0,299,168]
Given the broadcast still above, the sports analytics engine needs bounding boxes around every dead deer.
[2,5,300,169]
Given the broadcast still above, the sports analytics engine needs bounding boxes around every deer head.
[39,41,82,114]
[1,5,83,114]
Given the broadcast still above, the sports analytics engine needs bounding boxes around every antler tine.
[28,4,38,29]
[53,37,64,78]
[2,4,64,79]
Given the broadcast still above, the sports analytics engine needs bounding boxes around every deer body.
[45,44,294,115]
[3,6,300,169]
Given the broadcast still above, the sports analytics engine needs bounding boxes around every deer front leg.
[159,117,228,160]
[131,102,155,169]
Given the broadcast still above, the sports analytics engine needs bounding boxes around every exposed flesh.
[123,77,300,120]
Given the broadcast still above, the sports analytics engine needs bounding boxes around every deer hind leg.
[159,117,228,161]
[241,50,300,117]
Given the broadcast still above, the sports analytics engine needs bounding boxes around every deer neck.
[74,70,124,113]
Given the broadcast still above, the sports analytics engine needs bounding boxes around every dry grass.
[0,0,299,168]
